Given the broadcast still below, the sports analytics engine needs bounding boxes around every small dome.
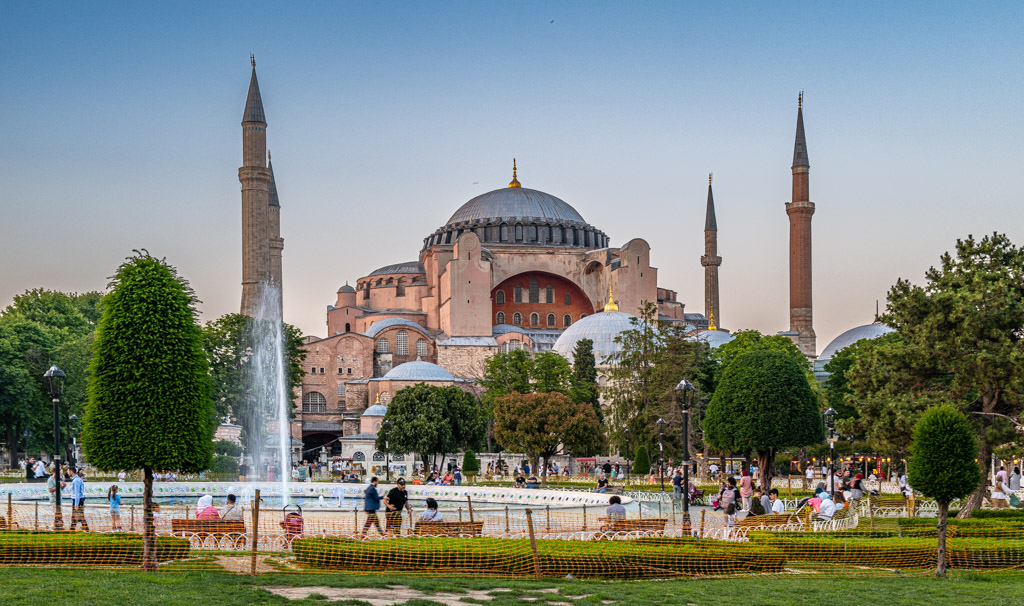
[362,403,388,417]
[819,322,895,361]
[337,284,355,293]
[552,311,640,364]
[383,360,455,382]
[367,261,425,277]
[687,329,736,349]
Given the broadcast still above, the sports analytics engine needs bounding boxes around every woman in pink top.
[739,470,753,511]
[195,494,220,520]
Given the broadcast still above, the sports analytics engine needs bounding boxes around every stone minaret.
[700,173,721,329]
[268,151,284,311]
[239,56,272,316]
[786,93,816,357]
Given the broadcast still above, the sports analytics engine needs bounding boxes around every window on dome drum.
[512,312,522,325]
[529,279,539,303]
[515,225,523,241]
[496,311,506,324]
[337,384,346,397]
[496,290,505,305]
[396,331,409,356]
[302,391,327,413]
[530,313,539,326]
[547,313,556,327]
[377,338,389,353]
[564,314,572,327]
[416,339,428,357]
[514,285,523,303]
[564,293,571,305]
[546,286,554,303]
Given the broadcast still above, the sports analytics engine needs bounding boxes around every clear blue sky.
[2,2,1022,353]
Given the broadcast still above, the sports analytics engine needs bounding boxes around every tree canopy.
[569,338,600,416]
[493,391,602,476]
[375,383,484,470]
[704,349,822,490]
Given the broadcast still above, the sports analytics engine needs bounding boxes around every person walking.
[672,470,684,501]
[360,477,384,538]
[108,484,122,531]
[69,468,89,531]
[383,478,412,537]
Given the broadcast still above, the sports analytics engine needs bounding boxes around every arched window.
[580,313,588,320]
[394,455,405,462]
[496,290,505,305]
[563,314,572,327]
[546,286,554,303]
[512,312,522,326]
[352,451,365,462]
[529,279,539,303]
[564,293,571,306]
[546,313,556,327]
[530,313,539,326]
[372,451,385,461]
[302,391,327,413]
[496,311,506,324]
[416,339,428,357]
[396,279,405,296]
[337,384,346,396]
[344,322,351,332]
[396,330,409,356]
[376,338,389,353]
[514,285,523,303]
[380,392,391,405]
[509,339,521,350]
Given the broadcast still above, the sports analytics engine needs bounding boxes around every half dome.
[382,360,455,382]
[553,311,640,364]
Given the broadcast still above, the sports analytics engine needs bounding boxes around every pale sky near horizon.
[2,2,1022,355]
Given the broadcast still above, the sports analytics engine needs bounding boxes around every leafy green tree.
[532,351,571,394]
[704,349,823,490]
[82,254,214,570]
[479,349,534,451]
[569,338,600,416]
[461,448,479,477]
[908,405,980,577]
[842,233,1024,516]
[493,391,602,478]
[632,445,651,475]
[376,383,484,471]
[0,320,41,468]
[213,439,243,457]
[210,454,240,475]
[821,337,877,421]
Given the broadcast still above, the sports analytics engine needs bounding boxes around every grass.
[0,567,1023,605]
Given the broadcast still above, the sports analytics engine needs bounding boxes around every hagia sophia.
[235,61,890,461]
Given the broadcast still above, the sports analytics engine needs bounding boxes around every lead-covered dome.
[818,322,895,362]
[423,182,608,250]
[553,311,640,364]
[382,360,455,382]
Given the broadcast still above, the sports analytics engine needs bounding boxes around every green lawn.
[1,568,1022,606]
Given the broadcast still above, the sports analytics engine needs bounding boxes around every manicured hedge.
[292,536,786,578]
[897,518,1024,539]
[968,509,1024,520]
[0,530,190,565]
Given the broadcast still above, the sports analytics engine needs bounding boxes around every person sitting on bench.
[418,498,443,523]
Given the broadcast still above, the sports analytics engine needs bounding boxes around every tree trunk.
[798,447,808,489]
[756,449,775,493]
[936,501,948,577]
[743,451,752,474]
[142,467,155,572]
[957,422,994,519]
[5,421,18,470]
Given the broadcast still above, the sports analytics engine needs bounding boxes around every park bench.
[604,485,624,495]
[171,519,247,545]
[594,518,669,539]
[412,521,484,537]
[867,495,914,517]
[734,513,799,529]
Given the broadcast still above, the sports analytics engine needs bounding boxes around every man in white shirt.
[33,459,47,479]
[769,489,785,514]
[117,470,127,482]
[709,463,719,478]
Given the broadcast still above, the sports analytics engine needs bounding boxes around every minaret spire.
[786,92,816,358]
[239,59,273,316]
[508,158,521,188]
[701,173,722,330]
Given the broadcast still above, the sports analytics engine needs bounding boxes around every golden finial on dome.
[508,158,521,188]
[708,308,716,331]
[375,393,380,404]
[603,283,618,312]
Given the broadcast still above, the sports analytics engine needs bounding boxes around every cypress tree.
[82,254,213,570]
[633,445,651,476]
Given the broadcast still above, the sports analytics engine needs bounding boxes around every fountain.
[247,281,291,505]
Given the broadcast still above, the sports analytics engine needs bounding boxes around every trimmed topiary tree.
[210,454,240,475]
[461,449,480,480]
[908,404,980,577]
[82,254,213,571]
[633,446,651,476]
[704,349,823,491]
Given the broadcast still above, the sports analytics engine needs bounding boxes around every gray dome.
[362,403,388,417]
[337,283,356,293]
[819,322,895,361]
[448,187,585,225]
[363,317,430,339]
[382,360,455,382]
[552,311,640,364]
[368,261,424,277]
[686,329,735,349]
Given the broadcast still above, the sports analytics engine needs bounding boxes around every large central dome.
[447,187,586,226]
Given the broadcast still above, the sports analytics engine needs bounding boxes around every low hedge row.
[747,532,1024,569]
[292,536,786,578]
[897,518,1024,538]
[968,509,1024,520]
[0,530,190,565]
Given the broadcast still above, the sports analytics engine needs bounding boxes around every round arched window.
[302,391,327,413]
[496,311,506,324]
[530,313,539,326]
[353,452,365,461]
[513,312,522,325]
[496,290,505,305]
[547,313,556,327]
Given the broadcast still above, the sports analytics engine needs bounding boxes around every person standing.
[672,470,683,501]
[108,484,122,531]
[47,465,65,530]
[739,470,753,510]
[360,477,384,538]
[383,478,412,537]
[33,458,47,481]
[69,468,89,531]
[1010,467,1021,492]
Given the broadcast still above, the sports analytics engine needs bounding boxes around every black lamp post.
[623,428,631,482]
[656,418,666,492]
[675,379,695,522]
[43,365,65,530]
[823,407,838,499]
[382,419,391,483]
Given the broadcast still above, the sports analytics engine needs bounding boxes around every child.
[108,484,123,531]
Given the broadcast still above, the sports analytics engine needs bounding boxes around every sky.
[2,2,1022,355]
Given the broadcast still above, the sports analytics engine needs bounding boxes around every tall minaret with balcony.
[239,56,272,316]
[701,173,722,329]
[786,93,816,357]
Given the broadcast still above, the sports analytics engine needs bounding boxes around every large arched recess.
[302,432,342,458]
[491,271,594,329]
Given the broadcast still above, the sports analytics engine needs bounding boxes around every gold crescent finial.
[508,158,521,188]
[251,54,256,68]
[798,91,803,109]
[709,172,713,185]
[603,283,618,312]
[708,308,716,331]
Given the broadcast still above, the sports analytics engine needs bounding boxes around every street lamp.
[656,418,666,492]
[43,365,66,530]
[823,407,838,499]
[382,420,391,483]
[675,379,695,523]
[623,428,631,482]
